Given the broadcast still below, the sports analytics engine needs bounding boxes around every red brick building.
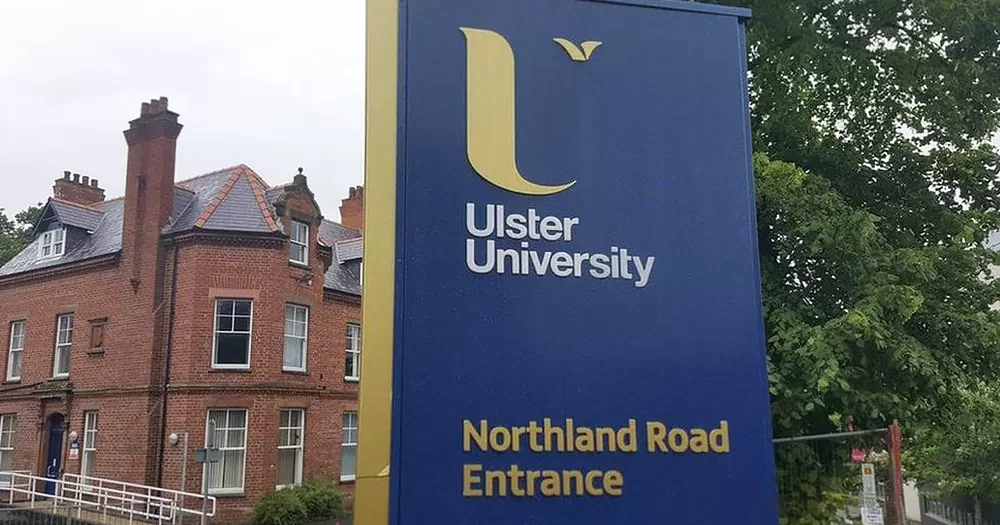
[0,98,365,522]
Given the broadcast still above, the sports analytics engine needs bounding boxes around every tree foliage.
[907,384,1000,524]
[716,0,1000,520]
[0,204,43,267]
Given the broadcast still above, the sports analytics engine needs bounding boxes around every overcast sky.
[0,1,365,222]
[1,3,998,225]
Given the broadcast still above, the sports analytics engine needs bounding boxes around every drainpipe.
[156,242,180,488]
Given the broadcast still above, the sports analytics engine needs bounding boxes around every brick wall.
[0,100,362,523]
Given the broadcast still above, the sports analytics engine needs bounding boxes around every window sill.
[2,379,20,385]
[283,369,308,376]
[289,260,311,269]
[345,377,360,383]
[208,491,245,499]
[86,348,106,356]
[209,367,251,374]
[339,477,356,484]
[51,375,69,380]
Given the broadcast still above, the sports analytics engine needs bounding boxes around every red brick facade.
[0,99,363,524]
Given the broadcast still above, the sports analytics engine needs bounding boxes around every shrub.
[293,477,346,521]
[254,489,308,525]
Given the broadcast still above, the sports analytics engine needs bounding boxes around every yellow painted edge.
[355,0,396,524]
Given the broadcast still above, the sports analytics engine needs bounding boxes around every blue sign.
[363,0,778,523]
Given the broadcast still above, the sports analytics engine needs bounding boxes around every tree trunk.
[976,497,984,525]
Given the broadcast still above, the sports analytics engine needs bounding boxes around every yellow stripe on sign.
[355,1,397,525]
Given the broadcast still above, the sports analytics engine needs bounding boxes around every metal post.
[200,422,215,525]
[887,421,905,525]
[177,431,188,525]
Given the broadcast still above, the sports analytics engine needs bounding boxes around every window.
[341,412,357,482]
[39,228,66,259]
[205,409,247,495]
[213,300,252,369]
[53,314,74,378]
[7,321,24,381]
[82,412,98,483]
[290,221,309,264]
[0,415,14,487]
[283,305,308,372]
[345,324,361,381]
[276,409,304,488]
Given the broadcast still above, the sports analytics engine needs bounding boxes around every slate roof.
[0,164,362,296]
[1,198,124,277]
[320,221,362,295]
[46,199,106,232]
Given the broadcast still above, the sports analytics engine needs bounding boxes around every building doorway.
[44,414,64,495]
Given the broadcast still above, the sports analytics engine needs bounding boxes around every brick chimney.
[122,97,183,292]
[53,171,105,206]
[340,186,364,232]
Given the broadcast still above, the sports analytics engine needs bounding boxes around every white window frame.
[6,321,24,382]
[38,228,66,260]
[82,412,98,485]
[276,409,305,489]
[0,414,15,487]
[53,314,73,378]
[345,323,361,381]
[283,305,309,373]
[204,409,248,496]
[290,220,309,265]
[211,299,253,370]
[341,411,358,482]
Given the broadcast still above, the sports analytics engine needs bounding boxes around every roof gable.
[335,238,363,263]
[32,199,105,235]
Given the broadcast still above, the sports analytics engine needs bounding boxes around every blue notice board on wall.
[360,0,779,523]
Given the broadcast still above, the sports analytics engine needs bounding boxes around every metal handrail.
[61,473,217,519]
[0,470,32,489]
[0,471,176,524]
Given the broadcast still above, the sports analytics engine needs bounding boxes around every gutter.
[156,241,181,488]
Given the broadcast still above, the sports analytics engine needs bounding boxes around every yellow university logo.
[460,28,601,196]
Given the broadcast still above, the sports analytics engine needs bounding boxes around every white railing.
[0,471,174,524]
[63,474,217,521]
[0,470,32,489]
[0,472,216,525]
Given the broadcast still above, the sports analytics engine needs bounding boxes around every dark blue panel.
[392,1,777,523]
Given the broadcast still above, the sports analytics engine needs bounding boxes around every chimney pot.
[91,179,99,187]
[81,176,90,185]
[72,173,80,183]
[141,102,150,116]
[63,171,71,180]
[159,96,168,110]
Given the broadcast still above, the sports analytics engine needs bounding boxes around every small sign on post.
[68,442,79,460]
[861,463,876,497]
[860,463,884,525]
[861,505,885,525]
[194,448,222,463]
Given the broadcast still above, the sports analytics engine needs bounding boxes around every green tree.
[907,384,1000,524]
[0,204,43,266]
[718,0,1000,521]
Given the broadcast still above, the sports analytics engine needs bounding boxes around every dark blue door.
[44,414,64,495]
